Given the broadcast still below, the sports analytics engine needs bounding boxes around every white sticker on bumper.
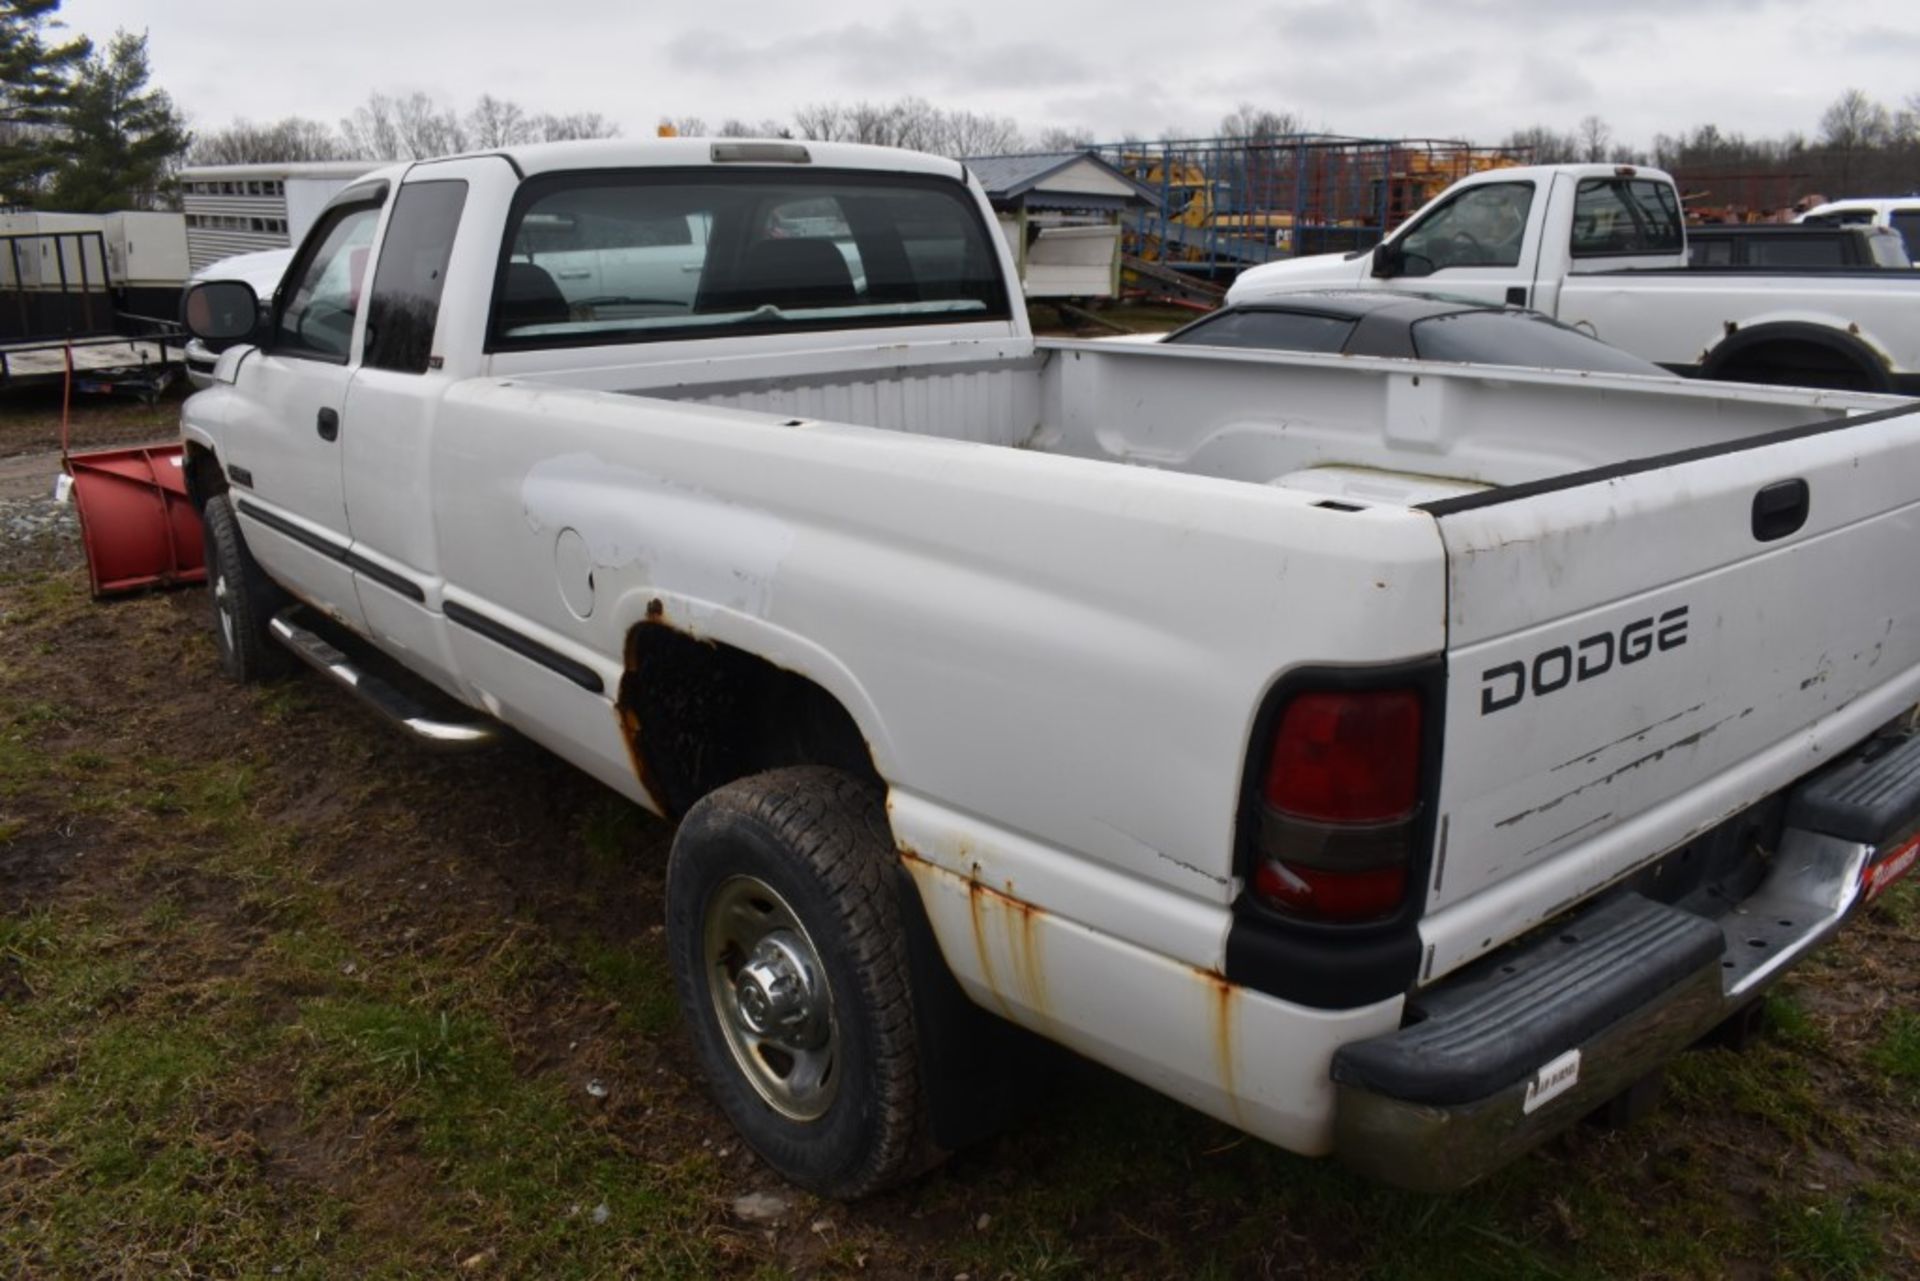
[1522,1048,1582,1115]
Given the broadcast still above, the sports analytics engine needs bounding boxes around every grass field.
[0,382,1915,1279]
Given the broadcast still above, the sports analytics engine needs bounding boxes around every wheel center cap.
[733,933,822,1045]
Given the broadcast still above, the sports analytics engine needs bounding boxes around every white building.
[176,161,380,269]
[964,151,1154,299]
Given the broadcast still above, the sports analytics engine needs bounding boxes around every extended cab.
[1229,163,1920,394]
[178,140,1920,1198]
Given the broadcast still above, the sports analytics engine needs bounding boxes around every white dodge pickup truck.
[1229,163,1920,396]
[177,139,1920,1198]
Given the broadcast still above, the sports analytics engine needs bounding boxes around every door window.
[364,180,469,374]
[275,202,382,362]
[1395,182,1535,275]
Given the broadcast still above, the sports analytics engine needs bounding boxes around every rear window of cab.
[487,169,1011,351]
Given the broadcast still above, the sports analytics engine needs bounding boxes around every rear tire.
[201,495,293,683]
[665,766,936,1198]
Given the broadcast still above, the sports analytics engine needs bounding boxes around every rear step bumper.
[1331,730,1920,1192]
[269,607,501,750]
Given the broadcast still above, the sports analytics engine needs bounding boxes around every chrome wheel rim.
[702,874,839,1121]
[212,566,235,653]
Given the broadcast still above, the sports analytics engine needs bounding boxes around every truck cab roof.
[404,137,968,183]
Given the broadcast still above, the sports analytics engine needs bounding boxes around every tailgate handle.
[1751,479,1809,542]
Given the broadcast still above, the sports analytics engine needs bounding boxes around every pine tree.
[47,28,188,211]
[0,0,90,205]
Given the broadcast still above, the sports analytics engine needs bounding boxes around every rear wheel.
[201,495,293,683]
[665,766,936,1197]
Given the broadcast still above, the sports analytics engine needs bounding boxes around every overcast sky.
[62,0,1920,150]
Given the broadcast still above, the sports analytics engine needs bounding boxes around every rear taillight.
[1250,689,1422,924]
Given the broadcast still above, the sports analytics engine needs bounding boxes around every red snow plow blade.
[53,345,205,598]
[66,443,205,597]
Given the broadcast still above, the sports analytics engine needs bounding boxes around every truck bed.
[524,336,1899,502]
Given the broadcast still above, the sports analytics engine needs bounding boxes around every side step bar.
[269,607,500,750]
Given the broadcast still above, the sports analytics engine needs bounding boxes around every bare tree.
[1821,88,1892,190]
[341,92,616,157]
[661,115,708,137]
[786,98,1019,157]
[1501,124,1580,163]
[929,107,1023,157]
[1036,126,1094,152]
[791,102,843,142]
[1218,102,1302,140]
[1895,95,1920,146]
[339,93,402,160]
[1820,88,1890,151]
[532,112,619,142]
[714,118,788,138]
[393,92,466,158]
[1578,115,1611,162]
[466,94,532,148]
[188,116,344,164]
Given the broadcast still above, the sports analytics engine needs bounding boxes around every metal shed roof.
[963,151,1154,205]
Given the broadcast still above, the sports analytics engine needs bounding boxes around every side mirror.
[1372,244,1402,279]
[181,280,262,343]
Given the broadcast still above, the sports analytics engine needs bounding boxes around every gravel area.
[0,453,79,576]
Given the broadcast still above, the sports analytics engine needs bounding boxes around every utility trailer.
[0,227,184,397]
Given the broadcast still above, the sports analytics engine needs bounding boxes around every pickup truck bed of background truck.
[1228,163,1920,394]
[178,138,1920,1198]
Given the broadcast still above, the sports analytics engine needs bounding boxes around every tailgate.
[1418,404,1920,979]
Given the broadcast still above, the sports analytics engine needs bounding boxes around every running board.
[269,607,500,750]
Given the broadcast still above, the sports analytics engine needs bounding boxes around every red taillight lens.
[1252,688,1423,924]
[1253,860,1409,921]
[1263,690,1421,822]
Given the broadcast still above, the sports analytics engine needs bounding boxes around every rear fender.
[1704,320,1893,389]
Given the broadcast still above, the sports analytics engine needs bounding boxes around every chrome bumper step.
[268,606,500,750]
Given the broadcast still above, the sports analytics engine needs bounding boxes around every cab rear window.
[488,169,1010,351]
[1570,179,1683,258]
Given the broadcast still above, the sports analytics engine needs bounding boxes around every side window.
[1748,236,1837,269]
[1570,180,1683,257]
[275,202,382,362]
[1688,236,1735,267]
[1890,211,1920,260]
[364,181,468,374]
[1396,182,1534,274]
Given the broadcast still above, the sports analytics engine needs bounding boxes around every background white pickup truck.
[177,138,1920,1198]
[1229,163,1920,395]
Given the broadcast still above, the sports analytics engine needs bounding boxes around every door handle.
[317,407,340,442]
[1752,478,1809,542]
